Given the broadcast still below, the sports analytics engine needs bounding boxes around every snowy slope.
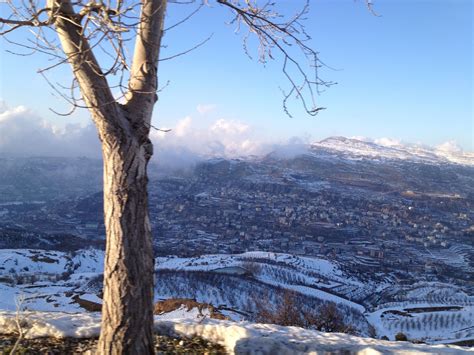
[0,249,70,275]
[368,303,474,344]
[160,319,474,354]
[156,251,368,312]
[1,249,368,314]
[311,137,474,166]
[0,249,104,312]
[2,249,473,345]
[0,248,103,276]
[0,311,472,354]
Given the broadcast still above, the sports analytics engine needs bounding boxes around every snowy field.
[156,251,370,313]
[368,303,474,344]
[0,249,103,312]
[1,249,473,348]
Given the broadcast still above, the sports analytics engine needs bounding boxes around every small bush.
[241,261,262,276]
[395,332,407,341]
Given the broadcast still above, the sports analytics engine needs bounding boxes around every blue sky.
[0,0,472,154]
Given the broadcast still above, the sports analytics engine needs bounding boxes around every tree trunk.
[46,2,165,353]
[96,125,155,355]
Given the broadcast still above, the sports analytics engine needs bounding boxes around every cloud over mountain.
[0,103,101,157]
[151,116,264,169]
[0,102,265,165]
[1,102,470,169]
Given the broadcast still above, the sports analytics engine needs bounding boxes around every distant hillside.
[0,157,102,203]
[1,249,473,344]
[312,136,474,166]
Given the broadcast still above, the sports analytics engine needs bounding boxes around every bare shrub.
[256,290,354,334]
[395,332,408,341]
[11,294,30,354]
[308,302,355,333]
[241,261,262,277]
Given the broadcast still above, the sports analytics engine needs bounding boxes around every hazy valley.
[0,137,473,347]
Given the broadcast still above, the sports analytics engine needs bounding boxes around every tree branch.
[125,0,167,131]
[216,0,335,117]
[46,0,124,138]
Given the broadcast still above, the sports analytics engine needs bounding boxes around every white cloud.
[268,136,311,159]
[0,102,100,157]
[174,116,192,137]
[210,119,249,135]
[374,137,402,147]
[196,104,217,115]
[150,116,265,169]
[350,136,403,148]
[7,101,468,172]
[436,140,462,153]
[0,102,264,163]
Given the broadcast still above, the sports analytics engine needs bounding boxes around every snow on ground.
[0,283,84,312]
[2,249,473,347]
[156,251,367,313]
[160,319,474,354]
[0,311,101,338]
[311,136,474,166]
[156,252,362,292]
[290,285,364,312]
[155,305,210,321]
[0,249,105,312]
[156,252,343,277]
[0,307,209,339]
[401,283,474,304]
[0,249,103,276]
[69,272,102,283]
[0,284,18,310]
[71,249,104,273]
[79,293,103,304]
[0,311,472,354]
[367,303,474,344]
[0,249,68,275]
[1,249,367,316]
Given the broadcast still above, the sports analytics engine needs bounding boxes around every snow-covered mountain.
[311,136,473,166]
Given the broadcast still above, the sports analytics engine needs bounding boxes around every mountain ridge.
[310,136,473,166]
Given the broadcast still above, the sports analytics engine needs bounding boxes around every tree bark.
[97,119,155,354]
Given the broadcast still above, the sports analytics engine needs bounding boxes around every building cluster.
[0,159,472,287]
[148,175,473,286]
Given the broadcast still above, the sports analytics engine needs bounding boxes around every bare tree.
[0,0,377,353]
[11,294,30,355]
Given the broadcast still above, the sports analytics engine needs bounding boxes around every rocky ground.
[0,334,226,354]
